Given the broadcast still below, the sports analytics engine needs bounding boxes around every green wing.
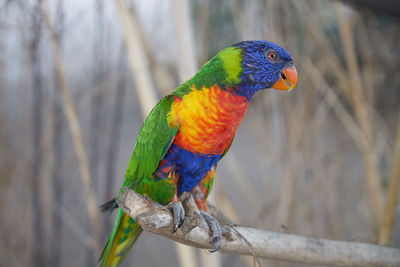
[119,95,178,196]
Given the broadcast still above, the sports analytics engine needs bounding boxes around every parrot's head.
[232,40,297,99]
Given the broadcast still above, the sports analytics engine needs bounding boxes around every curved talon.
[200,210,222,252]
[167,201,185,233]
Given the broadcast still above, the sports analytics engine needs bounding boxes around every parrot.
[99,40,297,267]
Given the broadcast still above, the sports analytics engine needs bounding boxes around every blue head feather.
[233,40,294,100]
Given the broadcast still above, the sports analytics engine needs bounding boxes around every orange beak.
[271,65,297,91]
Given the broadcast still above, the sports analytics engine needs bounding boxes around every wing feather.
[119,96,178,195]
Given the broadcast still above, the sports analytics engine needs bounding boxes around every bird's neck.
[172,46,243,99]
[234,81,264,100]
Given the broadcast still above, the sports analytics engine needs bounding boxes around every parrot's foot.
[167,201,185,233]
[200,210,222,252]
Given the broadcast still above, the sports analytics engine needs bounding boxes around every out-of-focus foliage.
[0,0,399,266]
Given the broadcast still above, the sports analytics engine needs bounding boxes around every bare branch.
[117,187,400,267]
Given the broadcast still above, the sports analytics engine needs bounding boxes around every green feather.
[100,96,178,267]
[120,95,178,196]
[172,46,242,98]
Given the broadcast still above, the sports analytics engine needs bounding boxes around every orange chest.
[167,85,249,155]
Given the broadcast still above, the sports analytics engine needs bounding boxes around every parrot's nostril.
[281,72,286,80]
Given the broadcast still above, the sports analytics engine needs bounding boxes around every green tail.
[99,209,143,267]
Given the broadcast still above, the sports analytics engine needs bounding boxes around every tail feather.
[99,209,143,267]
[101,198,118,213]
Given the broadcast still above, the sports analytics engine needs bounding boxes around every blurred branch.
[305,60,366,149]
[292,1,349,98]
[118,187,400,267]
[114,0,157,115]
[103,48,127,233]
[277,93,312,230]
[51,0,65,266]
[379,110,400,245]
[171,0,198,81]
[29,1,45,265]
[296,1,386,233]
[41,0,100,254]
[334,2,384,227]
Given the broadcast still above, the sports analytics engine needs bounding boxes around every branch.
[117,187,400,267]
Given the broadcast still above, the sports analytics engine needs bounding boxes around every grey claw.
[200,210,222,252]
[208,236,222,253]
[173,224,179,234]
[167,201,185,233]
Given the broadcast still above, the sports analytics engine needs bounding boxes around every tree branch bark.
[117,187,400,267]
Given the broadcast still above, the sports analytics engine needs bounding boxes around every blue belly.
[161,144,220,195]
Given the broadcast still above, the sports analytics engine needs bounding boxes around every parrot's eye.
[267,51,277,61]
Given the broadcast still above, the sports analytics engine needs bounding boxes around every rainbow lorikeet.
[99,40,297,267]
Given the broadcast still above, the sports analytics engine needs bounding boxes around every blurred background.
[1,0,399,266]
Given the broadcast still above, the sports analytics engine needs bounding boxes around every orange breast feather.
[167,85,249,155]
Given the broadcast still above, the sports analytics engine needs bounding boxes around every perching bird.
[99,40,297,267]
